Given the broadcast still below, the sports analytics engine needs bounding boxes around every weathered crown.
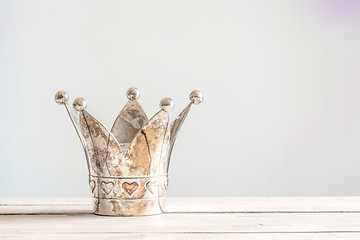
[55,88,203,216]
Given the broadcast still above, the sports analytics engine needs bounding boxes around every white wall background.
[1,0,360,197]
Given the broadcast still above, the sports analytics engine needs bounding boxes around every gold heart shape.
[89,180,96,193]
[122,182,139,196]
[101,181,114,195]
[146,181,156,194]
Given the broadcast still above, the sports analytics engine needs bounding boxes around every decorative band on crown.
[89,175,168,216]
[89,175,168,199]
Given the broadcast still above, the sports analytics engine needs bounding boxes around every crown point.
[127,87,140,100]
[160,97,174,112]
[190,90,203,105]
[54,90,69,105]
[73,97,87,111]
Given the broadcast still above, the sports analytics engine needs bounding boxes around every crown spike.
[79,110,124,177]
[78,110,102,176]
[111,88,148,145]
[54,92,84,143]
[126,108,170,176]
[165,90,203,173]
[54,91,92,174]
[54,92,85,147]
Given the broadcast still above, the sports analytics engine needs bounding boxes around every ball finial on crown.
[190,90,204,105]
[160,97,174,112]
[55,90,69,105]
[73,97,87,111]
[126,87,140,100]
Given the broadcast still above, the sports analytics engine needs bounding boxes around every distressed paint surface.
[126,110,169,176]
[80,111,115,177]
[111,99,148,144]
[159,127,171,175]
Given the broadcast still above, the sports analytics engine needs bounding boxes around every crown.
[55,88,203,216]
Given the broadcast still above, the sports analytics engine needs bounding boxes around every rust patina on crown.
[55,88,203,216]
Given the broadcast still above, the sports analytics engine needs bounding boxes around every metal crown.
[55,88,203,216]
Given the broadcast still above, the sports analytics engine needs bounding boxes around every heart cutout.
[101,181,114,195]
[89,180,96,193]
[122,182,139,196]
[146,181,156,194]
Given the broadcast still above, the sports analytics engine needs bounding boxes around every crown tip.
[127,87,140,100]
[73,97,87,111]
[55,90,69,105]
[160,97,174,112]
[189,90,203,105]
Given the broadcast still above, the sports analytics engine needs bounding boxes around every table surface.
[1,197,360,239]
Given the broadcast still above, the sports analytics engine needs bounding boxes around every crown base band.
[89,175,168,216]
[93,197,165,216]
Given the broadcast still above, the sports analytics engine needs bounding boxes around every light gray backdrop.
[1,0,360,197]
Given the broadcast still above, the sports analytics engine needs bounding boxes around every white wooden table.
[1,197,360,239]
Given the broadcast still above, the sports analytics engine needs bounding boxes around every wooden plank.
[2,198,360,239]
[0,198,90,205]
[1,233,360,240]
[165,197,360,213]
[1,213,360,234]
[0,205,91,215]
[1,197,360,214]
